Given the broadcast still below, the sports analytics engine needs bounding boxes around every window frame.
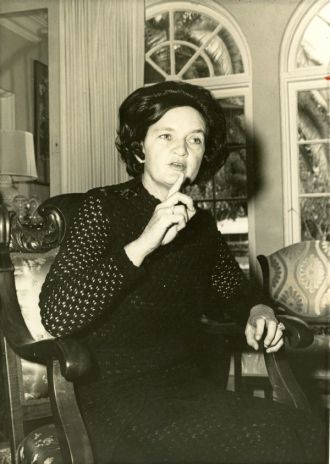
[146,0,251,87]
[280,0,330,244]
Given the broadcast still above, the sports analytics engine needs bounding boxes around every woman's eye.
[188,136,204,146]
[159,133,172,141]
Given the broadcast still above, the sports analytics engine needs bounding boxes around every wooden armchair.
[0,196,317,463]
[257,241,330,411]
[0,195,93,464]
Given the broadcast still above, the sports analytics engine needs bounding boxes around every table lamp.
[0,130,38,209]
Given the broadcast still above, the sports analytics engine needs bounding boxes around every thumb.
[167,173,185,198]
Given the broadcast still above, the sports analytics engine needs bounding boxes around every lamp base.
[0,175,19,210]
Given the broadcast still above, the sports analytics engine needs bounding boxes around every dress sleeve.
[39,190,145,337]
[209,232,254,325]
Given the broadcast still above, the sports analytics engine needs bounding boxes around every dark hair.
[116,81,228,183]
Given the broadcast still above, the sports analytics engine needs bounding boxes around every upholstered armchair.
[0,196,318,464]
[257,241,330,411]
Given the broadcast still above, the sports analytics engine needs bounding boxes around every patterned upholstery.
[258,241,330,408]
[263,241,330,323]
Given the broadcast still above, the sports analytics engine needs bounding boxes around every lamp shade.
[0,130,38,181]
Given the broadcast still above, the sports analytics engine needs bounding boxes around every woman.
[40,81,325,464]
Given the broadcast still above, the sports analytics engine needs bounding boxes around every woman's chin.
[166,170,186,183]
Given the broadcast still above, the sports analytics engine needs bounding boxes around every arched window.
[145,0,252,274]
[281,0,330,244]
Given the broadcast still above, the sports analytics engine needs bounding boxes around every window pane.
[299,143,330,194]
[175,44,210,77]
[296,3,330,68]
[221,97,246,144]
[185,179,214,201]
[216,201,249,275]
[174,10,244,76]
[298,89,330,141]
[300,196,330,240]
[182,54,210,79]
[144,62,166,84]
[174,10,218,42]
[214,150,247,199]
[195,200,214,212]
[215,199,247,222]
[149,46,171,74]
[175,44,194,74]
[145,13,169,53]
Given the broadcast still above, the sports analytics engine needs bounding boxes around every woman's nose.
[173,139,188,156]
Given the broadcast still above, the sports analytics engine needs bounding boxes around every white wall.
[0,0,49,200]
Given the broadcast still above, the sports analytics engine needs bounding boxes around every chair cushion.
[12,250,58,400]
[17,424,61,464]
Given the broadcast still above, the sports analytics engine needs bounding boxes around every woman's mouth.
[169,162,186,171]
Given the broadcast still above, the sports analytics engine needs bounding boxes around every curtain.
[58,0,145,193]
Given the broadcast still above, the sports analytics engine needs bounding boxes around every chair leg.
[47,360,94,464]
[0,337,24,464]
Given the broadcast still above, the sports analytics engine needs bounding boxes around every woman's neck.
[141,175,169,202]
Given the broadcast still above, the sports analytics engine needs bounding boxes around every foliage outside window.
[282,1,330,242]
[296,2,330,68]
[145,2,250,274]
[298,88,329,240]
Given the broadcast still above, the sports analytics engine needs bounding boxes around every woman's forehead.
[151,106,206,131]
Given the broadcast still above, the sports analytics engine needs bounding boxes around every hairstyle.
[116,80,228,183]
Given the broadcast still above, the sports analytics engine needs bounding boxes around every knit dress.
[39,177,325,464]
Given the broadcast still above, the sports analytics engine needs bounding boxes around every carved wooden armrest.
[12,338,92,381]
[201,315,313,411]
[201,314,314,349]
[276,314,314,348]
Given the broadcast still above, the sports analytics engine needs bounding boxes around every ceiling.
[0,9,48,43]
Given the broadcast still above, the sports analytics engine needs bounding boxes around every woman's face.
[140,106,206,200]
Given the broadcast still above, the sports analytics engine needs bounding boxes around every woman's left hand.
[245,304,285,353]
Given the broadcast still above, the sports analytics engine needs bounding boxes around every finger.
[263,320,277,347]
[160,212,187,230]
[174,214,187,232]
[172,205,188,223]
[266,337,284,353]
[163,192,195,212]
[160,213,187,245]
[245,324,259,351]
[167,173,185,198]
[254,318,266,341]
[266,324,285,348]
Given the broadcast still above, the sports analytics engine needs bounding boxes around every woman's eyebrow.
[153,127,175,133]
[153,128,205,134]
[190,129,205,135]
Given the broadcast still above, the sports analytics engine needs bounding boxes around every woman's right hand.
[124,174,196,266]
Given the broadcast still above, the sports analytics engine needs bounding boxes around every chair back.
[258,241,330,327]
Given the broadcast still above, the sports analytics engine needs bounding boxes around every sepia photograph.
[0,0,329,463]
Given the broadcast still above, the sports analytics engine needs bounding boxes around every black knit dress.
[40,178,326,464]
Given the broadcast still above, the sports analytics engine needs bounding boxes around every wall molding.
[0,12,47,43]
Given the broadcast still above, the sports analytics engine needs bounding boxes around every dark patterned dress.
[40,178,326,464]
